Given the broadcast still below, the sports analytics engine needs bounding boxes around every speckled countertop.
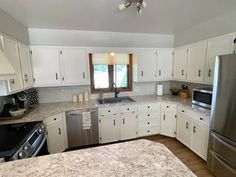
[0,95,211,125]
[0,139,196,177]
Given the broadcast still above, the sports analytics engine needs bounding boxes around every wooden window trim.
[89,53,133,93]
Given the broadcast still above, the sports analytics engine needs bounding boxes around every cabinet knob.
[147,130,150,133]
[167,106,169,108]
[127,108,129,110]
[182,110,185,113]
[108,110,110,112]
[10,79,15,84]
[148,114,150,116]
[147,106,150,108]
[200,117,203,120]
[54,118,57,121]
[147,122,150,124]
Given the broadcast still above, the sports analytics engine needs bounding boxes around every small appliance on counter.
[192,87,212,109]
[170,84,180,96]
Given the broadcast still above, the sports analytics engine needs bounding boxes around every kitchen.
[0,0,236,177]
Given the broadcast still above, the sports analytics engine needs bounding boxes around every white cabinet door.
[47,122,66,154]
[191,120,209,160]
[176,113,192,148]
[31,47,61,87]
[1,36,23,93]
[99,115,120,143]
[134,48,157,82]
[173,46,188,80]
[160,112,176,137]
[187,41,207,82]
[156,49,173,81]
[205,34,234,83]
[60,48,89,86]
[120,113,137,140]
[18,43,34,88]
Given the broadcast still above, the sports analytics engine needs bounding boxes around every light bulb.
[142,0,147,8]
[119,4,126,11]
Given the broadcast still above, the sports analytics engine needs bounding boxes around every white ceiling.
[0,0,236,34]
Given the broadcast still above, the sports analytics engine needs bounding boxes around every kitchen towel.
[82,112,91,130]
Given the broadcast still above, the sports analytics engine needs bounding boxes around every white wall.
[0,9,29,44]
[29,28,174,48]
[175,10,236,47]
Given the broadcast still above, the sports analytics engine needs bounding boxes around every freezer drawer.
[207,150,236,177]
[66,108,99,148]
[208,131,236,165]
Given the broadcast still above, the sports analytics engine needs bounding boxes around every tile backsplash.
[37,81,171,103]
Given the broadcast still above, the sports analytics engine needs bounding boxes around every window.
[89,53,133,93]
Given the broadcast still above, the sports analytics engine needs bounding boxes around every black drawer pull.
[148,122,150,124]
[167,106,169,108]
[108,110,110,112]
[54,118,57,121]
[182,110,185,112]
[148,114,150,116]
[200,118,203,120]
[147,130,150,133]
[127,108,129,110]
[147,106,150,108]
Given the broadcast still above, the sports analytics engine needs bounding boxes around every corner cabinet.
[187,41,207,82]
[205,33,235,83]
[31,46,90,87]
[133,48,157,82]
[173,46,188,81]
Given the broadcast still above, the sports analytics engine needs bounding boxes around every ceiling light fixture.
[118,0,147,16]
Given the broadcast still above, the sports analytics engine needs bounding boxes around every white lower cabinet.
[120,113,137,140]
[177,106,210,160]
[98,105,138,144]
[160,103,177,137]
[137,103,161,137]
[44,113,67,154]
[99,114,120,144]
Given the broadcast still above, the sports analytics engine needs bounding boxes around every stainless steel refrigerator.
[207,53,236,177]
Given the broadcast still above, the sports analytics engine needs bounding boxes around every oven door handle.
[32,135,47,157]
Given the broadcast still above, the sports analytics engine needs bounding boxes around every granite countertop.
[0,95,211,125]
[0,139,196,177]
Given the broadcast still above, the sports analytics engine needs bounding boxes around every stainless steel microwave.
[192,88,213,109]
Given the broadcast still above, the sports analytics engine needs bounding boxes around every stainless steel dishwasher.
[65,108,99,148]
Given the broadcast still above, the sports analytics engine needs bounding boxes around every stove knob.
[23,145,29,151]
[18,151,26,159]
[38,125,45,134]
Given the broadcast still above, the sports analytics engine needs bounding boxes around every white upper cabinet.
[173,46,188,80]
[18,43,34,89]
[205,33,235,83]
[31,47,61,87]
[156,49,173,81]
[1,36,23,93]
[60,48,89,86]
[133,48,157,82]
[187,41,207,82]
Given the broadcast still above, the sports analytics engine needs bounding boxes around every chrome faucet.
[111,83,120,98]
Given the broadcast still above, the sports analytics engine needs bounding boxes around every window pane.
[113,65,128,88]
[94,65,109,89]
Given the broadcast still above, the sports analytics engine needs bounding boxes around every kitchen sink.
[97,96,135,104]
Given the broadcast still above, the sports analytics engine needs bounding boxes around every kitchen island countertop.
[0,139,196,177]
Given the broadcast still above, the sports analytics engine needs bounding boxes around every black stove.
[0,122,47,161]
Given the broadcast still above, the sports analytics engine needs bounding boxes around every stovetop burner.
[0,122,41,158]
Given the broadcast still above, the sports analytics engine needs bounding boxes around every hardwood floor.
[142,135,214,177]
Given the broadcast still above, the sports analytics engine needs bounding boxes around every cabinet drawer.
[45,113,63,126]
[138,103,160,112]
[138,112,160,119]
[161,103,177,113]
[98,107,119,116]
[178,105,209,125]
[138,118,159,128]
[138,126,159,137]
[120,105,137,114]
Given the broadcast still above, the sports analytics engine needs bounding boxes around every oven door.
[192,89,212,108]
[32,135,48,157]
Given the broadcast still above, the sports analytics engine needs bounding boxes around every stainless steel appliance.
[207,54,236,177]
[66,108,99,148]
[192,87,213,109]
[0,122,47,161]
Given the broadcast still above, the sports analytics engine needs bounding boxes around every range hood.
[0,49,15,80]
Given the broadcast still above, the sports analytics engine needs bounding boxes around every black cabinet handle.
[186,122,189,129]
[123,118,125,124]
[141,70,144,77]
[193,126,196,133]
[198,70,201,77]
[83,72,85,79]
[182,70,184,76]
[208,69,211,77]
[163,114,165,120]
[55,73,58,80]
[58,128,61,135]
[113,120,116,126]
